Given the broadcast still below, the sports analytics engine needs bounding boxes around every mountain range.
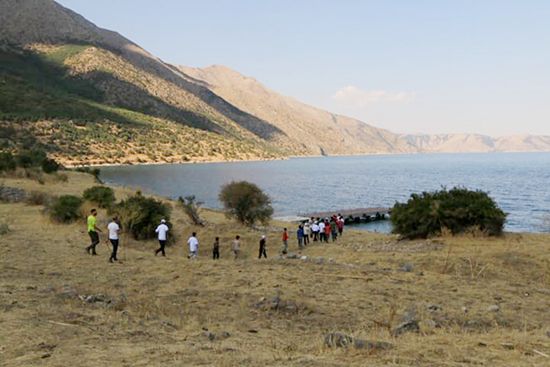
[1,0,549,166]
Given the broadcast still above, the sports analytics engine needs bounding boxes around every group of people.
[298,215,345,246]
[85,209,345,263]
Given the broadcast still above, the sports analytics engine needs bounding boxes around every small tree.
[178,195,204,226]
[83,186,116,209]
[48,195,83,223]
[391,187,506,239]
[16,149,47,168]
[41,158,60,173]
[113,192,171,240]
[0,152,16,172]
[219,181,273,226]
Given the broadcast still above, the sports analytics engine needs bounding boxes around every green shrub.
[219,181,273,226]
[391,187,507,239]
[41,158,60,173]
[16,149,47,168]
[48,195,83,223]
[83,186,115,209]
[113,192,171,240]
[0,152,16,172]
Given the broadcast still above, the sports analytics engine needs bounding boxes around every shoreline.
[63,150,550,169]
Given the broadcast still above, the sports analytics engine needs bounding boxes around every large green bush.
[15,149,47,168]
[391,187,506,239]
[41,158,60,173]
[219,181,273,226]
[83,186,116,209]
[48,195,83,223]
[0,152,16,172]
[113,192,171,240]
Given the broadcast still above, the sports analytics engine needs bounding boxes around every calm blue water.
[100,153,550,233]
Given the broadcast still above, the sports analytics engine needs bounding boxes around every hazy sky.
[57,0,550,136]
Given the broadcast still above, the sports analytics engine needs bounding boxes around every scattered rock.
[247,329,258,333]
[461,306,469,314]
[501,342,515,350]
[58,285,78,299]
[478,342,487,347]
[392,320,420,336]
[203,331,216,341]
[487,305,500,312]
[399,263,414,272]
[286,253,299,259]
[300,256,308,260]
[78,293,113,305]
[427,304,442,312]
[546,330,550,338]
[255,293,303,314]
[401,304,417,323]
[324,332,393,351]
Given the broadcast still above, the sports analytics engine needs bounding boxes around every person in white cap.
[258,235,267,259]
[154,219,169,256]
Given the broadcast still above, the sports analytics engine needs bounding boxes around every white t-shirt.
[107,222,120,240]
[188,236,199,252]
[155,224,169,241]
[311,223,319,232]
[318,222,325,232]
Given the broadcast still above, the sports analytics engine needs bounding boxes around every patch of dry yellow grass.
[0,172,549,366]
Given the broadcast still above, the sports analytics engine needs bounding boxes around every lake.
[100,153,550,233]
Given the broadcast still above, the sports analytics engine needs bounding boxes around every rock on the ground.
[399,263,414,272]
[487,304,500,312]
[324,332,393,351]
[392,320,420,336]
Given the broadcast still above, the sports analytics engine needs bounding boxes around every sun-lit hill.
[1,0,550,166]
[179,65,416,156]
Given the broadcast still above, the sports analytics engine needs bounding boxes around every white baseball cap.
[161,219,166,223]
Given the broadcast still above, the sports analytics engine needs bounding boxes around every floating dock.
[299,207,391,225]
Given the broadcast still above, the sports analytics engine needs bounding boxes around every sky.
[57,0,550,136]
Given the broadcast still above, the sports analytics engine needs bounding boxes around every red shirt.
[324,223,331,235]
[282,231,289,241]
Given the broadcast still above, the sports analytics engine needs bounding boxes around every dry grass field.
[0,172,549,366]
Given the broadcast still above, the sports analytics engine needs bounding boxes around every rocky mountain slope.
[182,65,550,155]
[1,0,549,166]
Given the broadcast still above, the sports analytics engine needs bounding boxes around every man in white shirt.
[187,232,199,259]
[311,221,320,242]
[155,219,169,256]
[107,217,120,263]
[318,221,326,242]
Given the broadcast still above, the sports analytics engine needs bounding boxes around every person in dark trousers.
[297,225,304,250]
[213,237,220,259]
[86,209,101,255]
[155,219,169,256]
[281,228,289,254]
[107,216,120,263]
[259,235,267,259]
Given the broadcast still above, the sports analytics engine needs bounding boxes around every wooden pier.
[299,207,391,225]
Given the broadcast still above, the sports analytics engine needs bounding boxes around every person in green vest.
[86,208,102,255]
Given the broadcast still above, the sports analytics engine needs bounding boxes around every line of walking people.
[85,208,345,263]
